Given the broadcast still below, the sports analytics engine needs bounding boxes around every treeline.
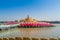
[0,21,60,24]
[38,21,60,24]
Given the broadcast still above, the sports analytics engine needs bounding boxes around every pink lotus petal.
[19,22,54,27]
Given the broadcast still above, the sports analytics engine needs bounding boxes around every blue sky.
[0,0,60,21]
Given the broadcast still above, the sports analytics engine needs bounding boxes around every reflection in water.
[0,24,60,38]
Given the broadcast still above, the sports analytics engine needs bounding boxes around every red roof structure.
[4,21,18,25]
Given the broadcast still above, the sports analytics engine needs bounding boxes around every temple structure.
[18,16,54,28]
[20,15,37,22]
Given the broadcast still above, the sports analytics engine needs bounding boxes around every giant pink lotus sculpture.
[18,22,54,28]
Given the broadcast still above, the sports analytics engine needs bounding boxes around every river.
[0,24,60,38]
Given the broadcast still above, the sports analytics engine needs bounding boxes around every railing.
[0,37,60,40]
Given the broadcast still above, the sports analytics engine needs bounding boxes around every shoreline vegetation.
[0,21,60,24]
[38,21,60,24]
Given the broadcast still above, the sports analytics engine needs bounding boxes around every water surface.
[0,24,60,38]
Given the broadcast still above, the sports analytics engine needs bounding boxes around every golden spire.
[27,15,29,19]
